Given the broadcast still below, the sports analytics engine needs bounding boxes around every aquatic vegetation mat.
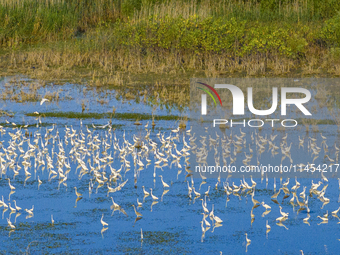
[25,111,180,120]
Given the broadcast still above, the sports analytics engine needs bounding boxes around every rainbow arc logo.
[197,82,222,107]
[197,82,222,115]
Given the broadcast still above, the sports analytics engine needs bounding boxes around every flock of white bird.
[0,119,192,235]
[190,127,340,250]
[0,115,340,252]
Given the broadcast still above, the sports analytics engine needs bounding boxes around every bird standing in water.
[101,214,108,227]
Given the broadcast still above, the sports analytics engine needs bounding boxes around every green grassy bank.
[1,0,340,82]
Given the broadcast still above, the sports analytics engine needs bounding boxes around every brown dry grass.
[1,46,339,88]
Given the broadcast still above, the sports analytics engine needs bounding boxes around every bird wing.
[120,207,128,217]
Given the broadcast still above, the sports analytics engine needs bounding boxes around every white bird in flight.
[40,98,49,105]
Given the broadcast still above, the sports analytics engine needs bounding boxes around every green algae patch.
[25,112,180,121]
